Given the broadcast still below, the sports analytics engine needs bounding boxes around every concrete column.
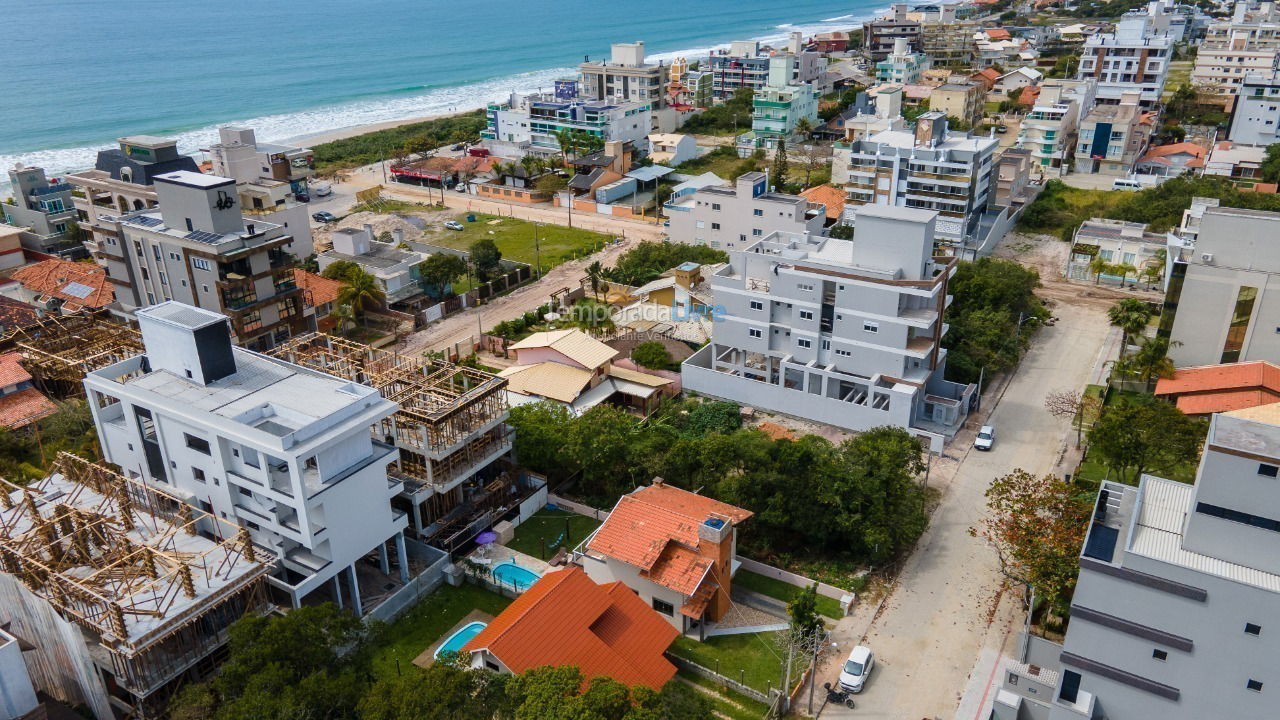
[396,532,410,583]
[290,590,302,610]
[412,501,423,534]
[347,564,363,617]
[331,574,344,610]
[379,541,391,575]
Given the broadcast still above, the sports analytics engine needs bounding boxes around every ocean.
[1,0,884,179]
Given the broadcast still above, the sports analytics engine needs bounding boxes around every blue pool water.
[492,562,541,592]
[435,621,487,659]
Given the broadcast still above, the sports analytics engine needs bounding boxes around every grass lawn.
[504,508,601,561]
[669,633,802,695]
[367,583,511,680]
[734,570,843,620]
[423,213,611,275]
[1074,386,1199,486]
[1164,60,1192,98]
[677,669,772,720]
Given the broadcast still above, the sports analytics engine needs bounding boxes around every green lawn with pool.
[504,507,602,560]
[368,583,510,680]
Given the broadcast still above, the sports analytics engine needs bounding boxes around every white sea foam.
[0,10,879,183]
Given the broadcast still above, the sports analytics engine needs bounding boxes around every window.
[192,257,212,272]
[185,218,193,232]
[199,500,213,514]
[1246,623,1262,635]
[152,245,161,261]
[1248,679,1264,692]
[696,220,705,229]
[1152,649,1167,661]
[169,251,180,261]
[1221,285,1259,363]
[652,598,674,616]
[822,339,830,350]
[864,321,879,333]
[753,208,763,216]
[1260,464,1278,478]
[797,283,814,292]
[238,487,251,497]
[750,300,764,310]
[749,328,762,339]
[711,203,721,211]
[799,310,814,320]
[712,222,721,230]
[836,348,852,357]
[752,228,763,236]
[797,339,812,349]
[184,433,211,455]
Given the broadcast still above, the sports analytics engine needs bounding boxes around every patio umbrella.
[475,531,499,545]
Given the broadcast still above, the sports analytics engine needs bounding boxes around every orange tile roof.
[1017,86,1041,106]
[0,353,32,388]
[1138,142,1205,166]
[293,269,342,307]
[985,28,1012,40]
[1155,361,1280,416]
[1245,182,1279,194]
[647,543,713,596]
[462,567,677,690]
[11,259,113,311]
[800,185,846,221]
[0,387,57,429]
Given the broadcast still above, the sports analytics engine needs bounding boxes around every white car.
[975,425,996,451]
[444,220,465,231]
[312,182,333,197]
[838,645,874,693]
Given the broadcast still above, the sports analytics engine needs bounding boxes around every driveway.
[816,301,1112,719]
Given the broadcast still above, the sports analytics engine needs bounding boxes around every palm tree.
[794,116,814,141]
[332,303,356,335]
[1088,256,1110,285]
[585,261,605,300]
[1117,336,1178,386]
[553,129,575,165]
[337,268,386,330]
[1113,262,1137,289]
[1107,298,1154,352]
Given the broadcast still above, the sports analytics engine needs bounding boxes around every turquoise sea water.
[1,0,884,176]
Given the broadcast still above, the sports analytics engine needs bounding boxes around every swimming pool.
[435,621,487,659]
[492,561,540,592]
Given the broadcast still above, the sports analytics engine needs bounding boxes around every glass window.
[748,328,762,338]
[184,434,211,455]
[1221,286,1259,363]
[652,598,674,616]
[797,338,812,348]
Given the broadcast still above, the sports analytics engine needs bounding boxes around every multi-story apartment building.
[920,19,980,67]
[317,224,428,304]
[1016,79,1098,168]
[1,165,81,257]
[482,91,651,158]
[1229,70,1280,144]
[1075,92,1154,175]
[876,38,931,85]
[737,57,820,152]
[681,206,975,451]
[1191,1,1280,110]
[664,172,826,250]
[1162,206,1280,366]
[834,114,999,254]
[106,171,305,351]
[863,4,921,61]
[1077,13,1173,106]
[83,302,411,617]
[69,136,199,260]
[206,126,315,258]
[708,35,822,101]
[579,42,668,107]
[928,79,985,129]
[832,85,909,143]
[994,403,1280,720]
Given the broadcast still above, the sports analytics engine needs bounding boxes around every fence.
[666,652,780,709]
[365,542,451,623]
[546,493,611,522]
[460,563,534,600]
[734,557,850,604]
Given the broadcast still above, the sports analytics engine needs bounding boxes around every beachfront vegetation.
[422,212,611,273]
[943,258,1047,385]
[311,110,487,173]
[507,398,931,574]
[601,241,727,286]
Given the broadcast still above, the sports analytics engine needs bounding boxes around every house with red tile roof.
[1135,142,1206,179]
[0,352,57,430]
[10,259,113,313]
[294,269,342,332]
[799,185,846,224]
[462,566,678,690]
[970,68,1000,92]
[576,479,752,638]
[1155,361,1280,417]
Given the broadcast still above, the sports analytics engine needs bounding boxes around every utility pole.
[807,629,820,714]
[534,222,542,278]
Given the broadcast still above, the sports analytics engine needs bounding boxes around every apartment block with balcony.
[876,37,931,85]
[835,113,999,254]
[681,206,975,452]
[1076,14,1173,106]
[736,57,820,153]
[863,3,921,61]
[206,126,315,258]
[83,302,418,617]
[929,80,986,130]
[1,165,81,258]
[109,171,304,351]
[1016,79,1098,168]
[482,91,651,158]
[920,19,980,67]
[994,403,1280,720]
[1229,69,1280,145]
[709,35,822,101]
[1191,2,1280,110]
[1074,92,1154,175]
[579,42,668,107]
[664,172,826,250]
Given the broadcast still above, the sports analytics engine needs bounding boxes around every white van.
[1111,178,1143,191]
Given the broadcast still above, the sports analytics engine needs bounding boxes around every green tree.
[772,139,790,189]
[788,582,823,638]
[631,341,673,370]
[794,116,814,140]
[567,405,640,501]
[681,400,742,436]
[320,259,363,281]
[508,401,576,478]
[1088,256,1110,285]
[418,253,468,298]
[836,427,928,562]
[337,267,386,327]
[470,237,503,282]
[1088,399,1207,484]
[943,258,1046,384]
[585,260,606,300]
[602,241,727,286]
[535,173,568,195]
[357,663,511,720]
[1262,143,1280,184]
[1107,297,1155,352]
[828,223,854,239]
[1115,336,1178,385]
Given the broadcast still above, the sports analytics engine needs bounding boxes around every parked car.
[975,425,996,451]
[312,211,337,223]
[312,182,333,197]
[838,646,875,693]
[294,193,310,203]
[451,143,465,151]
[996,124,1009,133]
[444,220,465,231]
[1112,178,1143,191]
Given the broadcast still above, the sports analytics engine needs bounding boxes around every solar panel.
[132,216,163,228]
[61,282,95,299]
[185,230,224,244]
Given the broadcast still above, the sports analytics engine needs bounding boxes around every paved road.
[817,302,1111,720]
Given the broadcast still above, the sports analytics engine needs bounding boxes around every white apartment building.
[681,206,976,451]
[1077,12,1174,106]
[1016,79,1098,169]
[834,114,1000,254]
[833,85,909,143]
[84,303,412,616]
[1075,92,1154,175]
[482,91,652,159]
[664,172,826,250]
[875,37,931,85]
[1191,1,1280,109]
[107,171,306,351]
[1229,70,1280,144]
[317,224,428,304]
[994,403,1280,720]
[578,41,687,131]
[206,126,314,258]
[709,34,822,101]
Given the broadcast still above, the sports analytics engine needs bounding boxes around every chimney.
[136,303,237,385]
[392,228,404,245]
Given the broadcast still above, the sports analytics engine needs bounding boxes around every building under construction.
[0,310,143,398]
[269,334,535,553]
[0,453,270,720]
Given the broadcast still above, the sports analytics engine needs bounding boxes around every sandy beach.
[284,110,465,147]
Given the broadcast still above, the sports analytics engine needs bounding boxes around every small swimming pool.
[492,561,540,592]
[435,621,487,659]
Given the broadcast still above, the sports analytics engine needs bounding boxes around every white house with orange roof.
[574,479,752,638]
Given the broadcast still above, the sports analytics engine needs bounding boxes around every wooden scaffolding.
[0,311,143,398]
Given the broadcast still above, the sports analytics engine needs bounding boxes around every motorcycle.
[823,682,856,710]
